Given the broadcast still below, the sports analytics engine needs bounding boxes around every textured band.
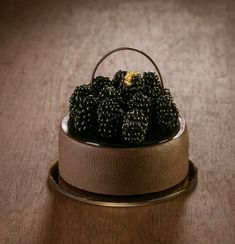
[58,115,189,196]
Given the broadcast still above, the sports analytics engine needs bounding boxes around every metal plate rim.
[48,161,197,207]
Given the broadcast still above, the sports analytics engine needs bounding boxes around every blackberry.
[122,109,148,145]
[142,72,161,88]
[120,72,144,107]
[142,72,163,99]
[97,99,123,139]
[73,96,97,135]
[147,85,162,102]
[155,93,172,108]
[69,84,91,118]
[127,92,150,115]
[155,95,179,132]
[121,86,139,108]
[163,88,173,102]
[148,88,177,134]
[92,76,111,96]
[112,70,127,89]
[98,85,121,102]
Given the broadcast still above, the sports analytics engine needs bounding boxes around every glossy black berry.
[120,73,144,108]
[142,72,163,98]
[98,85,121,102]
[69,84,91,118]
[126,92,150,115]
[142,72,161,88]
[122,109,148,145]
[112,70,127,89]
[163,88,173,102]
[97,99,123,139]
[92,76,111,96]
[155,95,179,132]
[73,96,97,135]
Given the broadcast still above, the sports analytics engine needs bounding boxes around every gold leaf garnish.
[124,71,139,86]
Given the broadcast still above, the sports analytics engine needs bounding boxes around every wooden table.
[0,0,234,243]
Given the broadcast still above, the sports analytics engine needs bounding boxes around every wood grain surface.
[0,0,234,243]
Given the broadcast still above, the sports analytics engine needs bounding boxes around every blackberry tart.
[50,47,197,205]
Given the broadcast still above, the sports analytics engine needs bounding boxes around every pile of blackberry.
[69,71,179,146]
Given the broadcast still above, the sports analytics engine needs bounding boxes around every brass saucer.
[48,161,197,207]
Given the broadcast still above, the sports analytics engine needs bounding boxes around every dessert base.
[48,161,197,207]
[59,115,190,195]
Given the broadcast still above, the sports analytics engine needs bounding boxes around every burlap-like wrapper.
[59,116,189,196]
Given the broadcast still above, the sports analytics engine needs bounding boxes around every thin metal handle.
[91,47,164,87]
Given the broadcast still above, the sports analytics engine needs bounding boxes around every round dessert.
[58,68,189,195]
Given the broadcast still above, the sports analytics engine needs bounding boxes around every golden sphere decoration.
[124,71,140,86]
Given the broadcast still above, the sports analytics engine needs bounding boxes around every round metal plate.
[48,161,197,207]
